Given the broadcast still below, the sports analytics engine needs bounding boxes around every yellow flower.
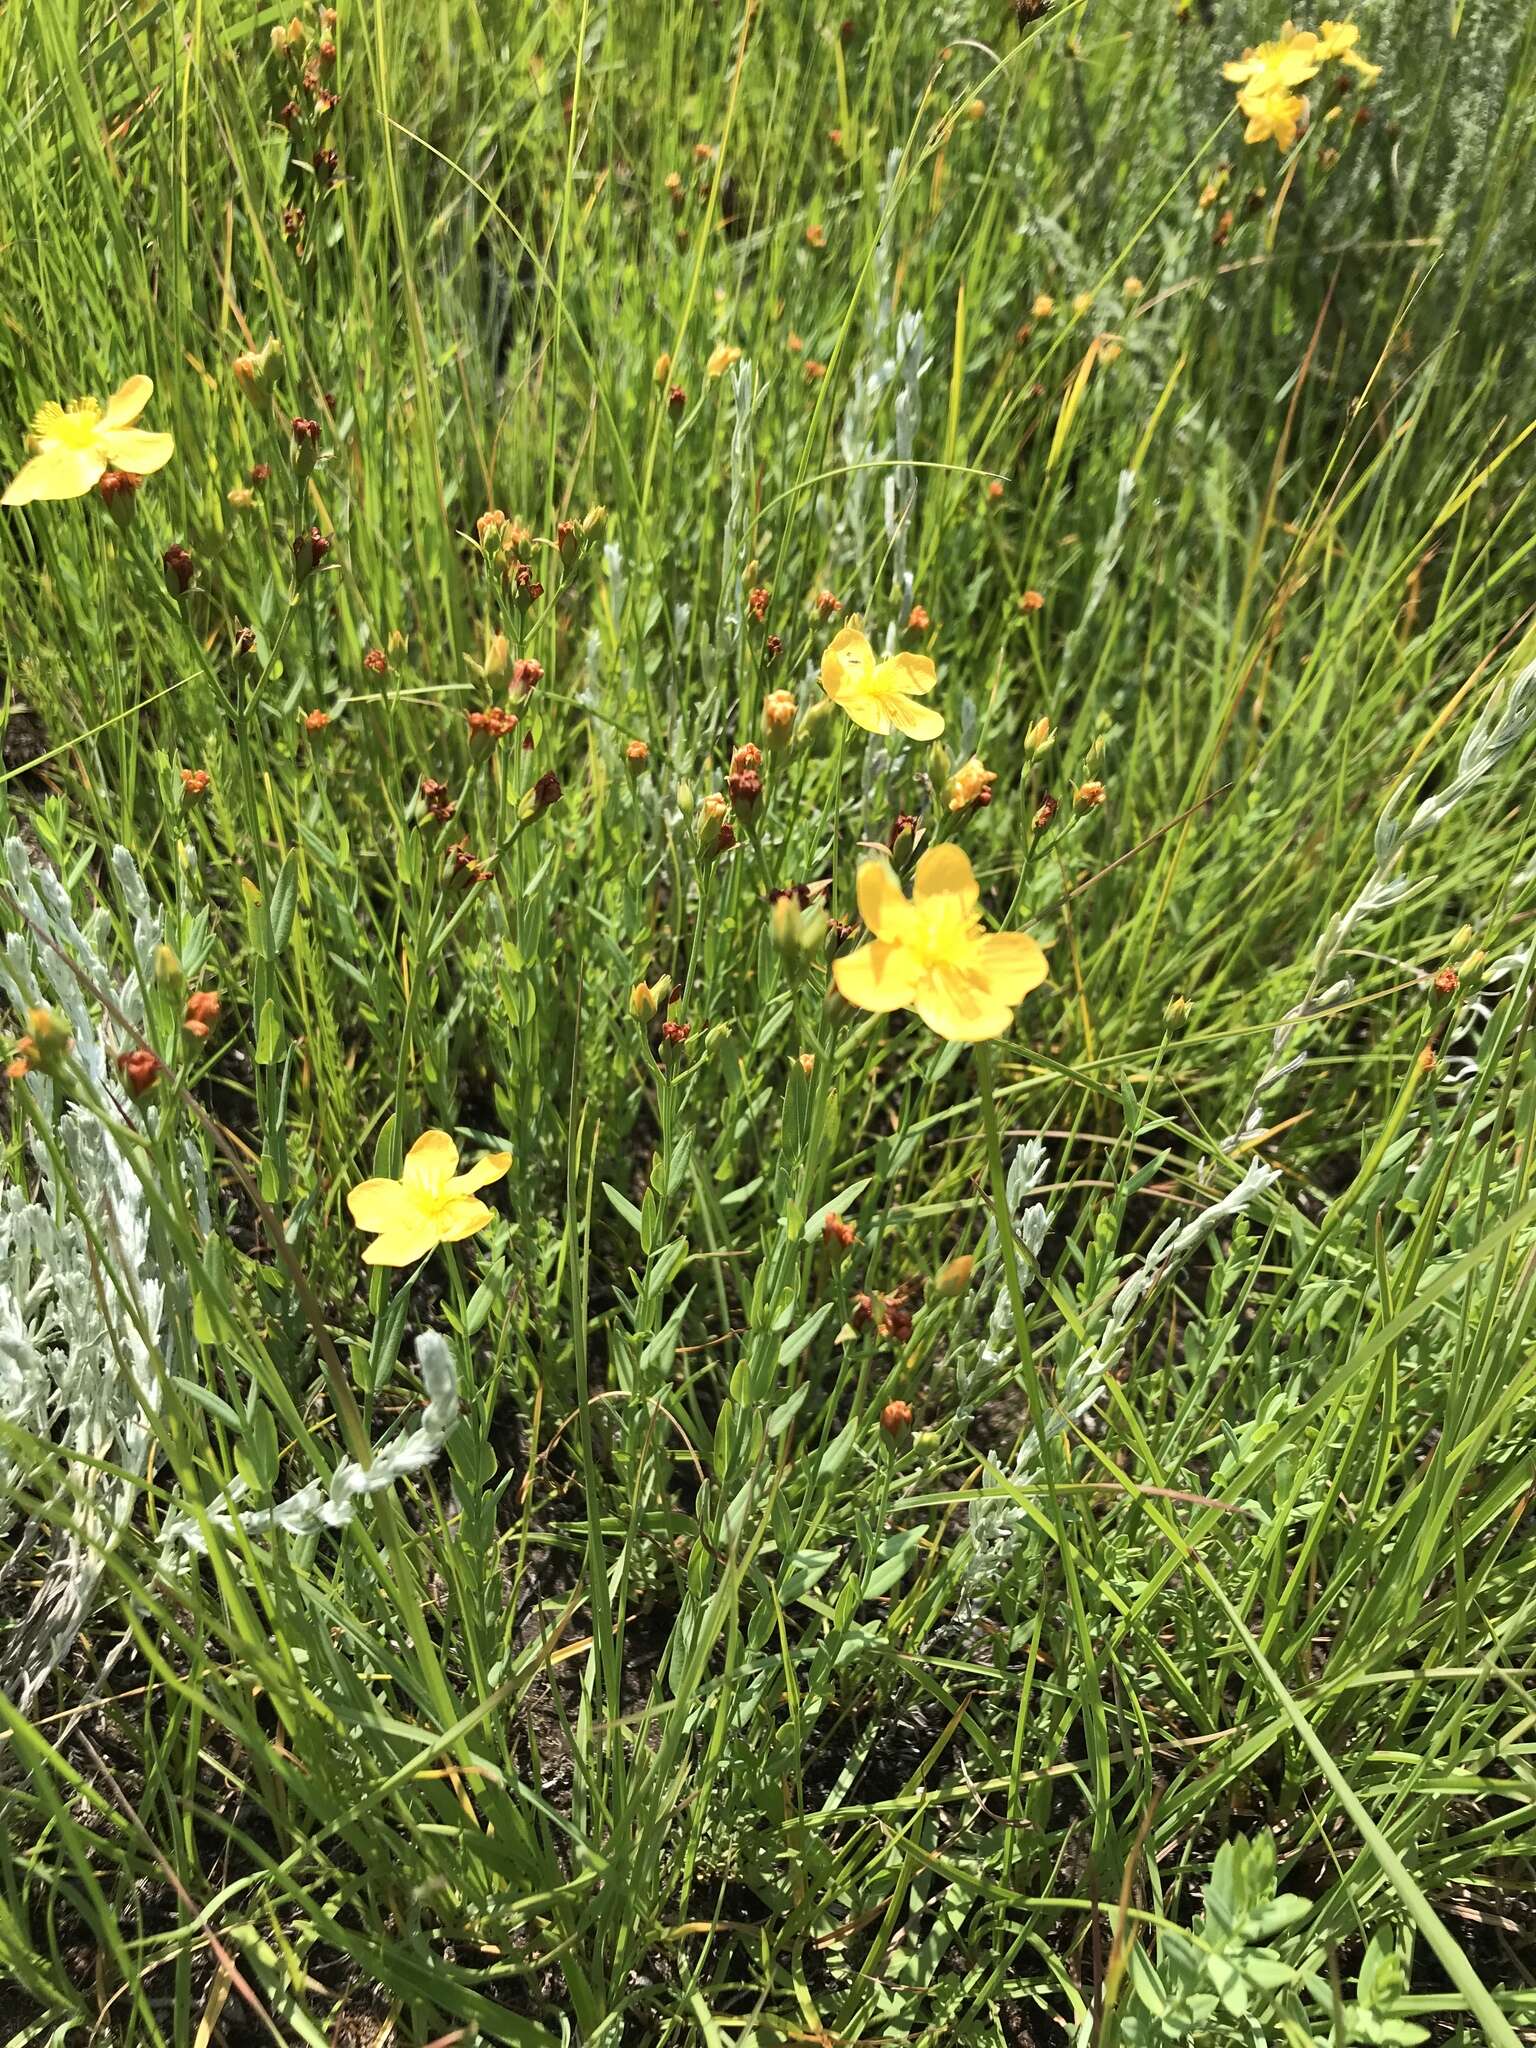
[707,344,743,378]
[1223,31,1321,91]
[833,844,1046,1043]
[1032,293,1055,318]
[346,1128,511,1267]
[4,377,174,506]
[944,755,997,812]
[1224,26,1326,150]
[1315,18,1358,58]
[819,625,944,741]
[1239,86,1307,150]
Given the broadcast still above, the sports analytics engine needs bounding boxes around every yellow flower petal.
[346,1178,425,1233]
[876,651,938,696]
[877,691,945,742]
[833,940,922,1014]
[362,1222,445,1268]
[402,1128,459,1193]
[820,626,875,702]
[435,1195,497,1243]
[827,683,890,733]
[856,859,908,940]
[974,931,1048,1003]
[914,965,1014,1043]
[3,445,105,504]
[96,428,175,476]
[100,375,153,430]
[447,1150,512,1196]
[912,843,979,906]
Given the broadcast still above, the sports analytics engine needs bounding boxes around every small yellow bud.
[25,1006,74,1065]
[630,980,658,1023]
[1025,716,1054,756]
[931,1253,974,1298]
[762,688,797,750]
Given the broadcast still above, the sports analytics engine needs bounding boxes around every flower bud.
[629,980,659,1023]
[183,990,222,1040]
[292,526,331,580]
[880,1399,913,1437]
[931,1253,973,1298]
[762,689,797,750]
[232,337,283,400]
[152,945,184,995]
[796,696,838,756]
[770,894,828,977]
[693,791,733,858]
[1025,716,1053,756]
[25,1006,74,1071]
[117,1047,163,1098]
[98,469,140,528]
[521,769,563,820]
[728,743,763,813]
[290,415,321,476]
[887,812,920,863]
[163,544,195,597]
[822,1212,857,1260]
[625,738,650,777]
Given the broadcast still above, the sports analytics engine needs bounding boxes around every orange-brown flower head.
[163,544,195,596]
[467,706,519,743]
[293,526,330,579]
[523,769,563,820]
[748,584,771,623]
[1020,588,1044,613]
[815,589,842,620]
[97,468,141,529]
[420,777,456,825]
[363,647,388,676]
[625,738,651,776]
[117,1047,163,1098]
[880,1399,913,1437]
[906,603,930,636]
[1073,779,1107,812]
[304,708,331,733]
[728,744,763,812]
[1031,793,1059,831]
[180,768,210,802]
[823,1211,857,1258]
[511,657,543,695]
[183,991,222,1040]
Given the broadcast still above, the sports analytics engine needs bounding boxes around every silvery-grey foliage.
[1226,658,1536,1152]
[164,1332,460,1552]
[0,838,175,1706]
[964,1160,1280,1602]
